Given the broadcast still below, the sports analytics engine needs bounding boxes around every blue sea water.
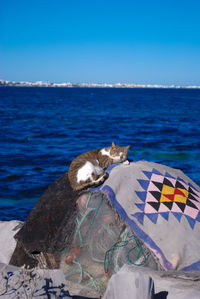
[1,86,200,221]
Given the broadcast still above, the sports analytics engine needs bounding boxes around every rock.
[0,220,22,264]
[0,262,72,298]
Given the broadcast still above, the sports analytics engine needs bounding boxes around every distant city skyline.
[1,79,200,89]
[1,0,200,85]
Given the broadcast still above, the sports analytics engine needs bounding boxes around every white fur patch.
[100,148,123,161]
[77,161,103,183]
[100,148,111,157]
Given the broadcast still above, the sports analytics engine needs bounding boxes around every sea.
[1,86,200,221]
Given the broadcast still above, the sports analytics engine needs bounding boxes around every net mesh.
[60,191,159,294]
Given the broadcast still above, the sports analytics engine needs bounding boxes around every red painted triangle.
[163,188,186,201]
[163,193,175,201]
[174,188,186,197]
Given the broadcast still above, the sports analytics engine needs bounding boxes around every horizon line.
[1,79,200,89]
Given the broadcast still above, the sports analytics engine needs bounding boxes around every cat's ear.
[112,142,116,147]
[126,145,130,150]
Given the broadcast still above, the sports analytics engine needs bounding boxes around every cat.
[68,142,130,191]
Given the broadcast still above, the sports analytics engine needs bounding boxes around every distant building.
[0,79,199,89]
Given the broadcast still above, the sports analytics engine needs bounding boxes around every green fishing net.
[60,191,158,294]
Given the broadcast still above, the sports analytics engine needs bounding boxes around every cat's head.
[110,142,130,162]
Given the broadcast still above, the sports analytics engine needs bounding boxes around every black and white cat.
[68,142,130,191]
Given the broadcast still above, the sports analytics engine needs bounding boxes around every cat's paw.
[123,160,130,165]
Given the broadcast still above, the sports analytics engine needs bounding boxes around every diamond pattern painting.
[132,169,200,229]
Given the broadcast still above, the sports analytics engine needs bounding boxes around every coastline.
[1,80,200,89]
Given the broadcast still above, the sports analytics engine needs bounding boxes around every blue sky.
[1,0,200,85]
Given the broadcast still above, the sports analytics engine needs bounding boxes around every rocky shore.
[1,161,200,298]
